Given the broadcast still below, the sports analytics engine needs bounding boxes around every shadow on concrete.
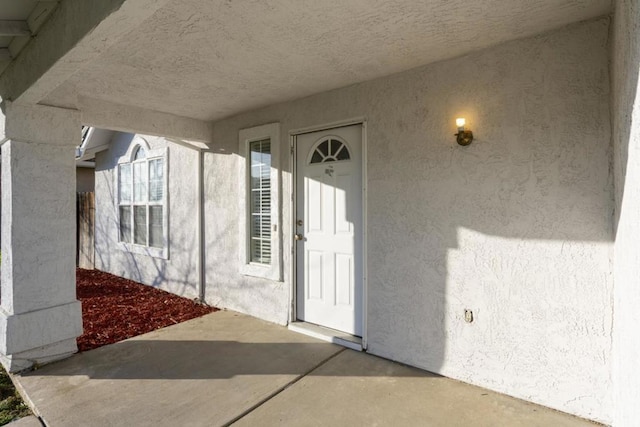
[24,340,438,380]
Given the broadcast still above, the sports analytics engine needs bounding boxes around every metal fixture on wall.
[455,118,473,146]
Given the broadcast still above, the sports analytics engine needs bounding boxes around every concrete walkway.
[13,311,596,426]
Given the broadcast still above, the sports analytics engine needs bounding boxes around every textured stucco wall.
[611,0,640,424]
[204,19,613,422]
[203,147,290,325]
[0,104,83,371]
[94,132,200,298]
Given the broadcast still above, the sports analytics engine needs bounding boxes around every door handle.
[294,234,304,241]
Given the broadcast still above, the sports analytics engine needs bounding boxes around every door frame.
[289,117,368,349]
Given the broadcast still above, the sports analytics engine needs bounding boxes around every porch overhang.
[0,0,611,136]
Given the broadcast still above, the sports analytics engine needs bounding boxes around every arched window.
[309,138,351,164]
[133,146,146,161]
[118,141,165,250]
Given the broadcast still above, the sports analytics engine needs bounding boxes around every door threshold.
[288,321,362,351]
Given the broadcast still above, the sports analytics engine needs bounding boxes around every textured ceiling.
[42,0,611,121]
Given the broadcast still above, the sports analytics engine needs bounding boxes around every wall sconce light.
[455,118,473,146]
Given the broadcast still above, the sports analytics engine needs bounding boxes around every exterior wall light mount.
[455,118,473,146]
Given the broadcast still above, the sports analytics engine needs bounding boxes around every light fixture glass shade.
[456,118,466,128]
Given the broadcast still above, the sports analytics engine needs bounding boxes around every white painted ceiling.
[42,0,611,121]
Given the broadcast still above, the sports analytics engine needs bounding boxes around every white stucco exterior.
[93,19,614,423]
[94,133,200,298]
[5,0,640,424]
[214,19,613,423]
[611,0,640,425]
[0,103,83,371]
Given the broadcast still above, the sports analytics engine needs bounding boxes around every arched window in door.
[309,137,351,164]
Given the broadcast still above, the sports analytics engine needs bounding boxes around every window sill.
[117,241,169,260]
[240,262,281,281]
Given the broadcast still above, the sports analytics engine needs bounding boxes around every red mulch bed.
[76,268,217,352]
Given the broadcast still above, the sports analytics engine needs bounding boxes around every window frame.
[116,136,169,260]
[238,123,281,281]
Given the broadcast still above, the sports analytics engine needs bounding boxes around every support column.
[0,102,82,372]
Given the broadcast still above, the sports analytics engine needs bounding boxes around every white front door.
[295,124,363,336]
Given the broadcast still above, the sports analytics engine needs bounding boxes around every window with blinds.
[118,146,164,249]
[249,139,271,264]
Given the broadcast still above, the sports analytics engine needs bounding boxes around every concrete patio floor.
[13,311,596,426]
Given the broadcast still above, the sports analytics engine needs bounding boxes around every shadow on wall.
[191,19,616,423]
[612,17,640,230]
[89,18,613,422]
[610,1,640,424]
[199,141,289,322]
[359,42,614,415]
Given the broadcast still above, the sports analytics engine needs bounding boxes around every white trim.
[289,118,368,348]
[79,143,110,160]
[81,127,96,150]
[361,120,368,350]
[289,136,297,323]
[114,137,169,260]
[121,136,152,162]
[289,116,367,136]
[288,322,363,351]
[238,123,282,281]
[197,150,205,301]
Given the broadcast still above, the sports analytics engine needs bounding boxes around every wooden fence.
[77,192,95,269]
